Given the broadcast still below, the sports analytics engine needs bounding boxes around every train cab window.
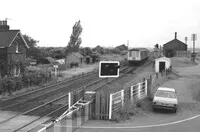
[129,51,132,57]
[136,51,139,57]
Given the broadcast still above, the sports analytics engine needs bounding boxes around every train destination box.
[99,61,120,78]
[155,57,171,73]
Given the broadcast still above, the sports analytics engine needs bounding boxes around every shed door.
[86,57,90,64]
[159,61,165,72]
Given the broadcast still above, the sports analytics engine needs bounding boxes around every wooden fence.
[94,91,110,120]
[176,51,191,57]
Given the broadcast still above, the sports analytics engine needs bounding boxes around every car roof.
[157,87,176,92]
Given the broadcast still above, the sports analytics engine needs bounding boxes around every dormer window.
[16,43,19,53]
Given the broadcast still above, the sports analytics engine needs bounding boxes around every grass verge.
[110,97,152,123]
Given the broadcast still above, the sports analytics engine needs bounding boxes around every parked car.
[152,87,178,113]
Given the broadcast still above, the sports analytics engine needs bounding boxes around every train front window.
[136,51,139,57]
[129,51,132,57]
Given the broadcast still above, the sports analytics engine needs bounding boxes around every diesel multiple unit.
[128,48,150,65]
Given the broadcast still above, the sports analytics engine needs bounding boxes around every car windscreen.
[155,90,176,98]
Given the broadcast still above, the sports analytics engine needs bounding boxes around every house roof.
[46,57,58,64]
[163,32,187,47]
[156,56,171,61]
[129,48,149,51]
[71,52,84,58]
[0,30,29,48]
[163,39,187,47]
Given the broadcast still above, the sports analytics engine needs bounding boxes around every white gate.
[109,90,124,119]
[130,80,147,102]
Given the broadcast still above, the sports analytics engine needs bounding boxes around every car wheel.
[173,108,177,113]
[153,107,157,112]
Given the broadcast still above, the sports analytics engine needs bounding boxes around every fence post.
[109,93,112,119]
[68,92,71,108]
[145,80,148,96]
[138,83,141,99]
[130,86,133,102]
[121,90,124,107]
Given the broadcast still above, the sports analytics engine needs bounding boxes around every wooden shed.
[65,52,84,68]
[155,57,171,73]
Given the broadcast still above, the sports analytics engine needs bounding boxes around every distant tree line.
[23,20,128,61]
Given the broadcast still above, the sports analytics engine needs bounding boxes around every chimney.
[175,32,177,39]
[0,20,10,30]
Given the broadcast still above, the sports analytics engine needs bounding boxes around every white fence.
[109,80,148,119]
[109,90,124,119]
[130,80,147,102]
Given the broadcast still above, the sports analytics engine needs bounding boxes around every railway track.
[0,62,129,131]
[0,73,99,112]
[86,67,135,92]
[0,69,98,107]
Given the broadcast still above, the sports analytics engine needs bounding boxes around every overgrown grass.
[110,98,151,123]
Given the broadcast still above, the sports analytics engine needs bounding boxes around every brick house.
[0,20,29,77]
[65,52,84,68]
[163,32,187,57]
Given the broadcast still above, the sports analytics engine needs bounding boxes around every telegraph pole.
[185,37,188,45]
[127,40,129,50]
[191,34,197,63]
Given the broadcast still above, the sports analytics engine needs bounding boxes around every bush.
[1,75,24,94]
[13,76,23,91]
[23,66,52,86]
[136,101,142,108]
[2,76,16,94]
[0,66,53,95]
[110,101,139,123]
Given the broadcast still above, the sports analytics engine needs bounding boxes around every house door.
[86,58,90,64]
[159,61,165,72]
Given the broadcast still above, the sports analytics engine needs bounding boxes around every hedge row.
[0,66,52,94]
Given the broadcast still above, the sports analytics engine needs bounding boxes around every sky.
[1,0,200,48]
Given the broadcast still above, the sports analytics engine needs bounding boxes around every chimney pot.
[175,32,177,39]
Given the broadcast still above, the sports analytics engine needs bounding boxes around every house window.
[13,65,20,76]
[16,43,19,53]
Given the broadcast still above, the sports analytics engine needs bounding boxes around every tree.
[49,48,66,59]
[79,47,92,56]
[66,20,83,55]
[23,35,43,59]
[92,45,105,55]
[23,34,39,48]
[154,44,159,49]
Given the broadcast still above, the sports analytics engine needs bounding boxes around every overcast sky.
[1,0,200,48]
